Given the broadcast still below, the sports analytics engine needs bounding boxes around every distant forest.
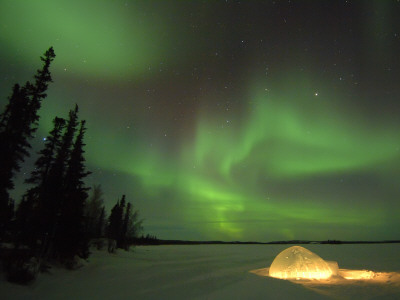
[0,47,146,284]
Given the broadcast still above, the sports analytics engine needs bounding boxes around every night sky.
[1,1,400,242]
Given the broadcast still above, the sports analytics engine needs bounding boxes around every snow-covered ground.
[1,244,400,299]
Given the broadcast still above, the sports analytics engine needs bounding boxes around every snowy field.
[1,244,400,299]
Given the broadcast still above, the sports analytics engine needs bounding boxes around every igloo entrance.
[269,246,337,280]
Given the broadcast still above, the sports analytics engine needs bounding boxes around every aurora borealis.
[1,1,400,241]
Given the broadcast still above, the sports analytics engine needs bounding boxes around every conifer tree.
[96,206,106,238]
[107,200,121,242]
[0,84,29,192]
[120,195,126,211]
[14,192,36,248]
[55,119,91,259]
[107,195,143,249]
[107,196,125,245]
[26,117,66,187]
[116,196,126,247]
[85,184,105,239]
[27,47,56,130]
[0,47,55,239]
[38,106,79,257]
[121,202,131,249]
[49,105,79,189]
[16,116,66,249]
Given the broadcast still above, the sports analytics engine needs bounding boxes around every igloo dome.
[269,246,334,280]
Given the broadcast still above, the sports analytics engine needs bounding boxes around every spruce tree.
[0,84,29,239]
[26,117,66,187]
[0,84,29,192]
[27,47,56,130]
[16,116,66,250]
[64,120,91,193]
[49,105,79,189]
[107,201,120,241]
[96,206,106,238]
[0,47,55,239]
[55,119,91,260]
[107,196,143,250]
[85,184,105,239]
[14,192,36,248]
[107,196,125,245]
[121,202,131,249]
[39,106,79,258]
[116,195,126,247]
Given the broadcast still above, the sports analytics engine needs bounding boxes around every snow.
[1,244,400,299]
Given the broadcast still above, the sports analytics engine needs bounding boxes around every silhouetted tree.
[96,206,106,238]
[85,184,105,239]
[116,196,126,247]
[0,47,55,239]
[107,196,124,245]
[55,118,91,260]
[126,205,143,245]
[36,107,79,258]
[15,117,66,250]
[135,234,159,245]
[49,105,79,189]
[121,202,131,249]
[26,117,66,187]
[14,193,36,248]
[107,195,143,250]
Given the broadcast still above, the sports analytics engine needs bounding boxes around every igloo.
[269,246,336,280]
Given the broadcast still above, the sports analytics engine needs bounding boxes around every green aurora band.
[81,79,399,240]
[0,1,172,80]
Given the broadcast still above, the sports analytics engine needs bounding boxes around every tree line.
[0,47,143,282]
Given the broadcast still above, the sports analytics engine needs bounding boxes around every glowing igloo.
[269,246,336,280]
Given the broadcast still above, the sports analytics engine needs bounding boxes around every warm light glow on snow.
[269,246,334,280]
[267,246,380,281]
[340,269,375,280]
[250,245,400,286]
